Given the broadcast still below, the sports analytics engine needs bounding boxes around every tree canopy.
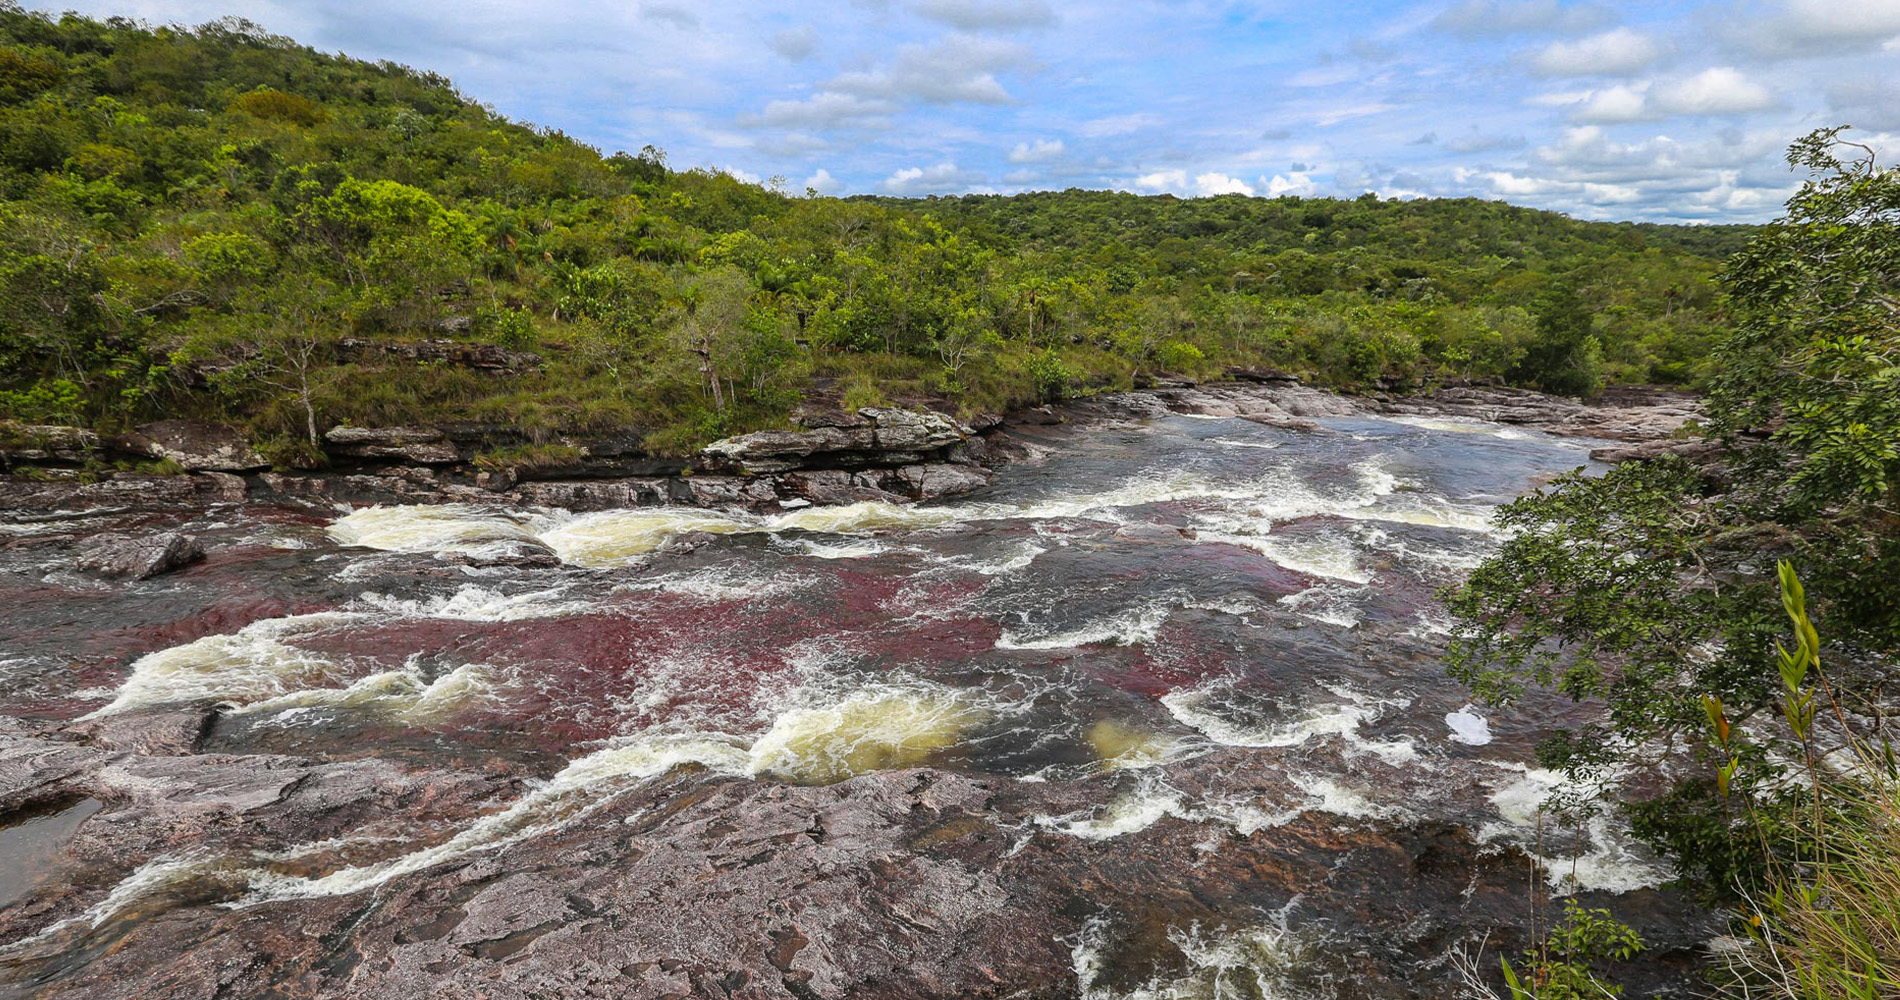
[0,5,1740,466]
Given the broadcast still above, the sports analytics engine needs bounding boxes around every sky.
[28,0,1900,223]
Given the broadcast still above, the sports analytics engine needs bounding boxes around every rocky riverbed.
[0,382,1711,999]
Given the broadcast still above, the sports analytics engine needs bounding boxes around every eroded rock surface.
[75,532,203,580]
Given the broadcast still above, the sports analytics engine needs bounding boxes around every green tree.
[1445,128,1900,901]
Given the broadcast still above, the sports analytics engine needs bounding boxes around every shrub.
[229,89,326,126]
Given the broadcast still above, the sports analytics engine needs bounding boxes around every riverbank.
[0,378,1701,523]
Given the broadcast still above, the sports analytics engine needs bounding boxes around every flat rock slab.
[75,532,204,580]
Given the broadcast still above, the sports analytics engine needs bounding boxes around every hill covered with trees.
[0,6,1743,468]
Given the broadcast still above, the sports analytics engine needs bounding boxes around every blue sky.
[31,0,1900,222]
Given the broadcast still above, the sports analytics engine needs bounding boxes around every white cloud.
[1008,138,1064,163]
[882,161,984,194]
[1194,171,1255,195]
[1533,27,1666,77]
[1134,168,1189,192]
[1556,68,1778,123]
[910,0,1053,31]
[1132,169,1257,197]
[827,34,1032,105]
[1572,84,1652,122]
[802,168,843,195]
[744,92,896,129]
[772,25,818,61]
[1262,172,1317,197]
[1651,67,1778,116]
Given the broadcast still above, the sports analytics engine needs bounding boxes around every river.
[0,397,1710,998]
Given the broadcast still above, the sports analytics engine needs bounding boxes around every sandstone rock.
[0,423,99,464]
[476,468,518,492]
[64,708,214,756]
[324,426,462,465]
[508,479,671,510]
[114,420,268,472]
[1589,438,1724,465]
[196,471,248,502]
[75,532,204,580]
[0,473,225,512]
[702,407,973,475]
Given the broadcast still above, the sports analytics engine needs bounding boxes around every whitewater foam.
[1161,683,1418,765]
[996,599,1174,650]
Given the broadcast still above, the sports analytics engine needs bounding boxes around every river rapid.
[0,397,1711,998]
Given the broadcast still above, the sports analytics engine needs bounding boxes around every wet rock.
[506,479,672,510]
[0,472,227,512]
[197,471,248,502]
[898,463,992,500]
[323,426,462,465]
[64,708,214,756]
[475,468,517,492]
[682,475,782,507]
[779,469,905,506]
[75,532,204,580]
[112,420,269,472]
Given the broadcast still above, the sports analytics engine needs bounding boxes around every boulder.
[75,532,204,580]
[323,426,461,465]
[114,420,268,472]
[0,423,99,464]
[702,407,974,475]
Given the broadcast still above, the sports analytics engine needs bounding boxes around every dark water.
[0,409,1682,995]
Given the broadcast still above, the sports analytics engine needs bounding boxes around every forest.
[0,6,1743,469]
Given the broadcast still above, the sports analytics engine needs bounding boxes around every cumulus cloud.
[1532,27,1666,76]
[1008,137,1064,163]
[827,34,1032,104]
[1555,68,1778,123]
[1262,171,1318,197]
[882,161,985,194]
[803,168,844,195]
[1434,0,1613,38]
[1722,0,1900,59]
[772,25,818,61]
[910,0,1053,31]
[1651,67,1779,116]
[1133,170,1259,197]
[1451,124,1805,220]
[744,92,897,129]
